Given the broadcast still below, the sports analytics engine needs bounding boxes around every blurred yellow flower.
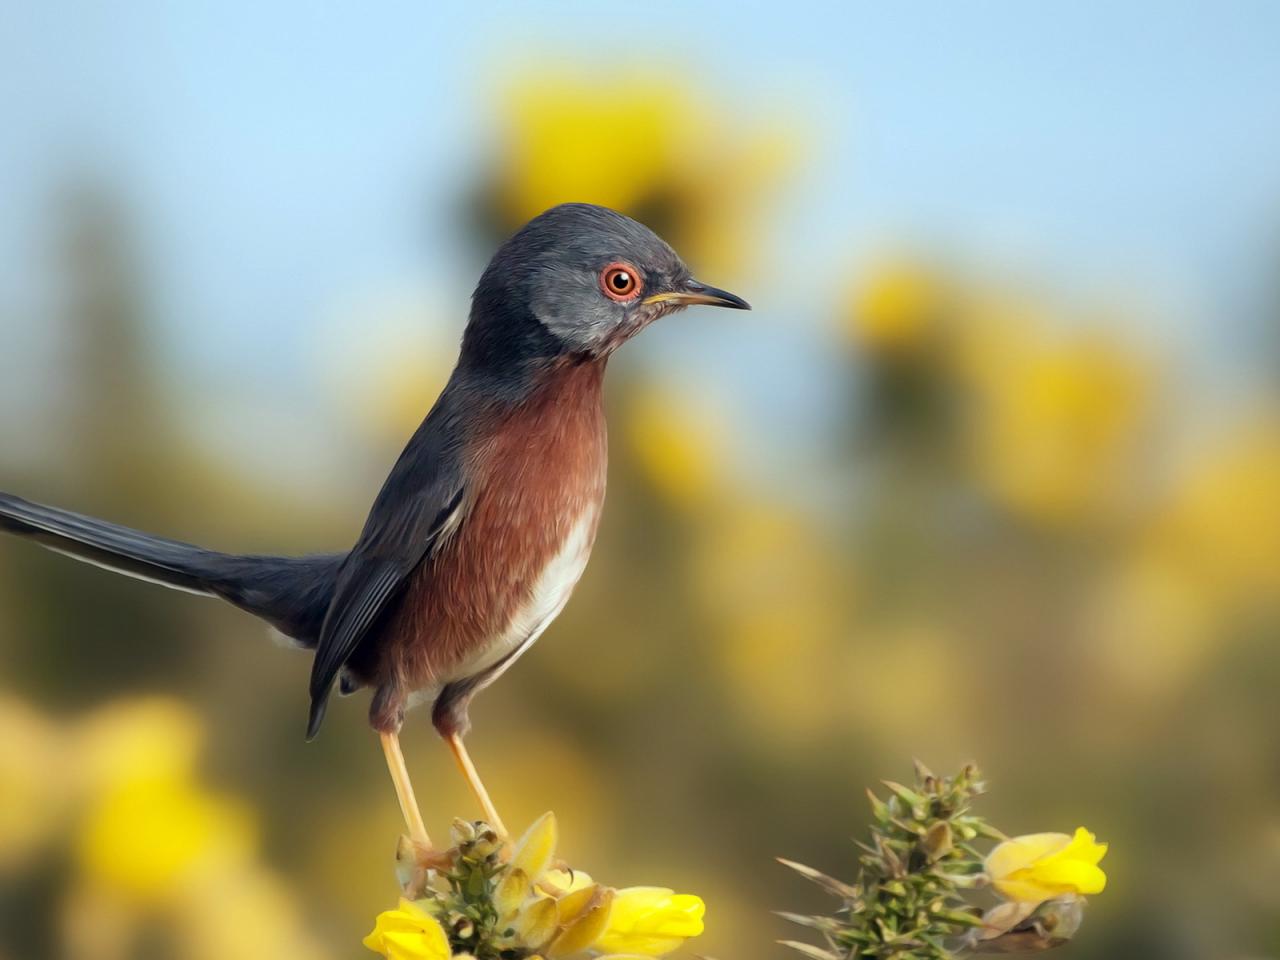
[626,385,724,508]
[74,699,254,903]
[0,695,67,871]
[496,72,696,223]
[963,317,1151,524]
[847,260,947,354]
[78,778,253,902]
[363,899,452,960]
[985,827,1108,904]
[486,68,795,277]
[593,887,706,957]
[76,697,205,788]
[0,694,330,960]
[848,262,1156,525]
[181,866,331,960]
[693,501,844,740]
[1150,419,1280,602]
[1084,417,1280,710]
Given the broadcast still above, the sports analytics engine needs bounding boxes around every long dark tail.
[0,492,341,646]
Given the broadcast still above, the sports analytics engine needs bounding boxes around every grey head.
[462,203,749,367]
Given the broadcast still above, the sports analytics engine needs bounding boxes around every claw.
[395,835,454,898]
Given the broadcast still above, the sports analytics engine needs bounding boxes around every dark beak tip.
[689,279,751,311]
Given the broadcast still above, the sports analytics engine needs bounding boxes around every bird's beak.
[643,279,751,310]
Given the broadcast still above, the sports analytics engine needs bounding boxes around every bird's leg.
[433,682,507,836]
[446,733,506,837]
[380,730,432,848]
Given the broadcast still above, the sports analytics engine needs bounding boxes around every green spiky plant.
[394,820,515,959]
[779,762,1004,960]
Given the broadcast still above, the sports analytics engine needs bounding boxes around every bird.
[0,202,749,848]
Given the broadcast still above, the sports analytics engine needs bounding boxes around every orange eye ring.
[600,262,642,301]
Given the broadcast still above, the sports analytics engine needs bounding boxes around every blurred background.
[3,3,1280,958]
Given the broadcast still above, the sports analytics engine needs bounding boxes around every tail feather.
[0,492,341,646]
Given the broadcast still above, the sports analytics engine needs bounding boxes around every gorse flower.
[847,260,947,356]
[473,68,794,278]
[593,887,706,956]
[0,696,329,959]
[363,900,452,960]
[985,828,1108,904]
[781,763,1108,959]
[0,695,65,871]
[366,813,705,960]
[74,700,255,903]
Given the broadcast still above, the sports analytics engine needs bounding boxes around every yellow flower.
[178,865,331,960]
[485,68,795,277]
[495,71,697,225]
[494,812,613,956]
[381,813,704,960]
[77,777,253,901]
[74,699,254,902]
[985,828,1108,904]
[1150,418,1280,601]
[960,312,1151,525]
[0,696,66,870]
[540,867,594,897]
[848,260,947,353]
[626,386,725,508]
[77,697,205,788]
[510,811,558,881]
[363,898,452,960]
[592,886,706,956]
[496,811,560,915]
[548,885,615,956]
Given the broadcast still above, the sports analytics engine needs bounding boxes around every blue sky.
[3,1,1279,476]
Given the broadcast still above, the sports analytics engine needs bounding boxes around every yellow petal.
[990,874,1063,904]
[495,867,532,917]
[540,867,594,896]
[987,828,1108,904]
[387,929,452,960]
[985,833,1072,880]
[1047,827,1108,867]
[514,896,560,949]
[548,886,614,957]
[363,902,451,960]
[555,883,602,923]
[593,887,706,956]
[509,812,558,883]
[1021,858,1107,895]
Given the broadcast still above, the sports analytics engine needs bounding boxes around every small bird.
[0,203,748,846]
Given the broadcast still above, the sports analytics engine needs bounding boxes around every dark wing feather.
[306,564,403,703]
[306,382,469,739]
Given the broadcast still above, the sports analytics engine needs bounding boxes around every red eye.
[600,262,642,301]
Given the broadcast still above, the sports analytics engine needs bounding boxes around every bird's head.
[466,203,749,362]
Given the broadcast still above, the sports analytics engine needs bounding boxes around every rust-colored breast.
[377,358,608,698]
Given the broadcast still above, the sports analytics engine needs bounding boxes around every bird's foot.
[395,834,454,898]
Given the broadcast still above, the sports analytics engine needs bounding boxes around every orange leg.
[446,733,507,836]
[381,731,431,847]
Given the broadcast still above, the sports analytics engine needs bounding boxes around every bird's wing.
[306,388,468,739]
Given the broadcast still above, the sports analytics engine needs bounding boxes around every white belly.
[444,508,596,684]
